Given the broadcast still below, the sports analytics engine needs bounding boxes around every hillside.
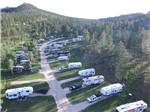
[1,3,150,105]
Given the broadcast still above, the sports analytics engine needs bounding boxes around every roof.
[68,62,82,65]
[83,75,104,81]
[101,83,123,91]
[5,87,33,94]
[116,100,147,112]
[79,68,95,74]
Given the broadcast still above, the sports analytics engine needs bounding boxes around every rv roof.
[83,75,104,81]
[116,100,147,112]
[101,83,122,91]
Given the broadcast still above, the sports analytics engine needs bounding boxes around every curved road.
[39,40,90,112]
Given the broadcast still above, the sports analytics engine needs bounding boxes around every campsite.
[1,1,150,112]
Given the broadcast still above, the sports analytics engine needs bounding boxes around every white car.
[87,94,102,103]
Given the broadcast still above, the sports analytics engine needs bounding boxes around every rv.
[78,68,95,77]
[115,100,147,112]
[82,75,104,86]
[57,56,69,61]
[68,62,82,69]
[100,83,123,96]
[5,87,33,99]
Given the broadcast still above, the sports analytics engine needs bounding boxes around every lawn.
[1,70,44,82]
[50,61,68,69]
[9,82,49,91]
[17,73,44,81]
[61,79,81,88]
[1,96,57,112]
[67,82,109,104]
[55,69,79,80]
[82,95,126,112]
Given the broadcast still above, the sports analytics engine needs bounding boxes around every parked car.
[69,84,82,91]
[58,66,68,72]
[87,93,102,103]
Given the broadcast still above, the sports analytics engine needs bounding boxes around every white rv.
[82,75,104,86]
[100,83,123,96]
[78,68,95,77]
[5,87,33,99]
[115,100,147,112]
[20,60,30,65]
[57,56,69,61]
[68,62,82,69]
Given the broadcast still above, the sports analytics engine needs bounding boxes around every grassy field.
[50,61,68,69]
[8,82,49,91]
[82,95,126,112]
[67,82,109,104]
[2,96,57,112]
[61,79,81,88]
[55,69,79,80]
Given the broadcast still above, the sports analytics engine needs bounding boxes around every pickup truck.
[87,93,102,103]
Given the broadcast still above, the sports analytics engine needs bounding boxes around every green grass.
[9,82,49,91]
[82,95,126,112]
[55,69,79,80]
[1,96,57,112]
[1,71,44,82]
[67,82,109,104]
[50,61,68,69]
[17,73,44,81]
[61,79,81,88]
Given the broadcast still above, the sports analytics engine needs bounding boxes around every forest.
[1,3,150,104]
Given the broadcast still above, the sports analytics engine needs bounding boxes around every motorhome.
[68,62,82,69]
[5,87,33,99]
[115,100,147,112]
[57,55,69,61]
[78,68,95,77]
[82,75,104,86]
[100,83,123,96]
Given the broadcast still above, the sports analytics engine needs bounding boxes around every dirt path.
[10,78,47,86]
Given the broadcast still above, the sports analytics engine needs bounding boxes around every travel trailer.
[57,56,69,61]
[68,62,82,69]
[115,100,147,112]
[78,68,95,77]
[100,83,123,96]
[82,75,104,86]
[5,87,33,99]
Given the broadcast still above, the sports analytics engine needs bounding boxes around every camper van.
[57,56,69,61]
[82,75,104,86]
[5,87,33,99]
[115,100,147,112]
[100,83,123,96]
[68,62,82,69]
[78,68,95,77]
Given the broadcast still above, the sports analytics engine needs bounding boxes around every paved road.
[39,40,92,112]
